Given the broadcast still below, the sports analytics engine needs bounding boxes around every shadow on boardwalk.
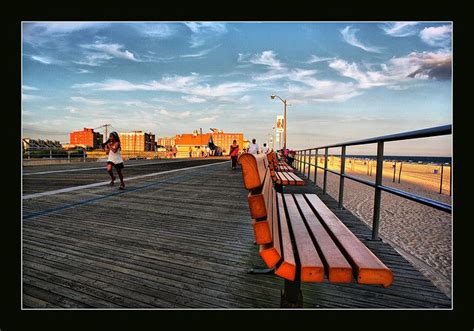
[22,159,451,308]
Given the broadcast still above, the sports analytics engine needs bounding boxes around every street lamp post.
[271,95,288,150]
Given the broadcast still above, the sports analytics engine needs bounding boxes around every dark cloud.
[407,52,452,80]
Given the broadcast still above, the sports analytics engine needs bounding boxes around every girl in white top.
[104,132,125,190]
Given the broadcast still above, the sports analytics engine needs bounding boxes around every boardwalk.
[22,158,451,308]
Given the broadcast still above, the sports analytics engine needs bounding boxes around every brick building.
[168,130,244,157]
[69,128,103,149]
[157,137,176,148]
[119,131,156,152]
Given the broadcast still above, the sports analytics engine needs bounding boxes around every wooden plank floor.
[22,159,451,308]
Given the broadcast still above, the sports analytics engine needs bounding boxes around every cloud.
[76,68,92,74]
[123,100,156,109]
[405,51,452,80]
[420,25,452,47]
[30,55,59,65]
[180,45,220,58]
[198,115,219,123]
[182,95,207,103]
[80,42,139,62]
[237,53,250,62]
[157,109,191,119]
[328,50,452,88]
[386,85,410,91]
[73,53,113,67]
[305,55,334,64]
[70,96,107,105]
[134,23,177,38]
[287,79,362,103]
[184,22,227,48]
[23,22,108,50]
[340,26,382,53]
[380,22,419,37]
[284,49,451,103]
[22,85,39,91]
[72,74,256,99]
[329,59,392,88]
[24,22,106,36]
[66,106,78,113]
[22,94,45,101]
[249,50,283,69]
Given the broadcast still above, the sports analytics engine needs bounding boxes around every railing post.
[300,151,303,173]
[303,150,307,175]
[68,151,71,163]
[313,149,318,184]
[449,164,452,196]
[83,150,86,163]
[398,162,403,183]
[392,162,396,182]
[296,151,299,171]
[307,149,312,179]
[372,141,384,240]
[27,150,30,160]
[338,146,346,209]
[49,150,52,159]
[439,164,444,194]
[323,148,328,194]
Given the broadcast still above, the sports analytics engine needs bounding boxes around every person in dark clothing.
[287,150,295,167]
[229,140,239,169]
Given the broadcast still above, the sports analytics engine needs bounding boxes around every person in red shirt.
[229,140,240,169]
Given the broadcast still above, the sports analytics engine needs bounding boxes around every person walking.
[229,140,239,169]
[262,143,269,154]
[248,138,259,155]
[103,132,125,190]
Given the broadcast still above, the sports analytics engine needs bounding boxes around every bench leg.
[281,280,303,308]
[247,268,274,275]
[275,184,283,193]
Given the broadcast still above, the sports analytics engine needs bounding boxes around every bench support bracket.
[281,280,303,308]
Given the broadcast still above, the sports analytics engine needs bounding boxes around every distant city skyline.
[22,22,452,156]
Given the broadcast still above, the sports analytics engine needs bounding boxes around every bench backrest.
[238,153,275,244]
[266,151,279,170]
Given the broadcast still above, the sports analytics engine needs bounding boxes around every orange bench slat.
[275,192,296,281]
[259,188,282,268]
[305,194,393,287]
[293,195,353,283]
[284,194,324,282]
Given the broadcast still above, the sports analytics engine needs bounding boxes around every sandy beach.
[301,157,452,297]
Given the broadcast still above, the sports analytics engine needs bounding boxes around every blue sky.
[22,22,452,155]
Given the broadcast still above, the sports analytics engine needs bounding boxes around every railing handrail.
[293,124,452,240]
[297,125,452,151]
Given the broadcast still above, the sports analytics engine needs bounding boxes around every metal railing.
[294,124,452,240]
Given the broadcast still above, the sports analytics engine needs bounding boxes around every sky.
[22,22,452,156]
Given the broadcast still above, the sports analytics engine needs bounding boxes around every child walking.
[103,132,125,190]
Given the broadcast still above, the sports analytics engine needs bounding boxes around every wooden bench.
[264,152,305,187]
[267,151,294,172]
[238,153,393,307]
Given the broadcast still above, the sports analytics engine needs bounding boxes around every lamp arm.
[274,95,285,104]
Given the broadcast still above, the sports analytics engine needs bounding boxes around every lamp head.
[270,95,275,100]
